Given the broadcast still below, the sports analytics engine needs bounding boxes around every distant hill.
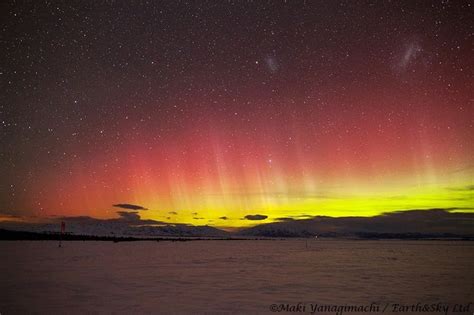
[127,224,229,237]
[1,209,473,240]
[0,215,229,238]
[238,209,474,239]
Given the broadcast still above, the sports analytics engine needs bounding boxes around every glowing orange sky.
[2,1,472,227]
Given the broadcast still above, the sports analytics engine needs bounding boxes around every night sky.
[1,1,473,227]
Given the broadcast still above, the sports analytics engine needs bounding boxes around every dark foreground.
[0,240,473,314]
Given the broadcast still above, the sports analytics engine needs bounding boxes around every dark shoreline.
[0,229,258,242]
[1,229,472,242]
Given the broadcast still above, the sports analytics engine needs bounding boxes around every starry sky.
[1,1,473,228]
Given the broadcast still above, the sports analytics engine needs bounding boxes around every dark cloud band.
[244,214,268,221]
[113,204,148,211]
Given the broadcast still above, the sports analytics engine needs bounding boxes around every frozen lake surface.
[1,240,473,314]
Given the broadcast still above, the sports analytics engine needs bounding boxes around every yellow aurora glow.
[135,172,473,228]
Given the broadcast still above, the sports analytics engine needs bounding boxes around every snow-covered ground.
[0,240,472,314]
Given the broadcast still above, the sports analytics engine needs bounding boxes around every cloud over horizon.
[244,214,268,221]
[113,203,148,211]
